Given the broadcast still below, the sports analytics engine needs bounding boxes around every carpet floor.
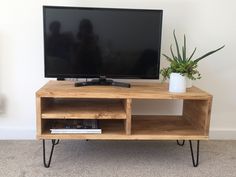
[0,140,235,177]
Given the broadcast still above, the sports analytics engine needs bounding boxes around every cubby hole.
[41,98,127,119]
[42,119,125,135]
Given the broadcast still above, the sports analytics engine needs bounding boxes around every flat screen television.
[43,6,163,87]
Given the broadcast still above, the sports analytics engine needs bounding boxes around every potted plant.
[160,30,224,93]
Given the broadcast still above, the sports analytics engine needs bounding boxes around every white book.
[50,129,102,134]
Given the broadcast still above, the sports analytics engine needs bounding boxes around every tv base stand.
[74,77,130,88]
[36,81,212,168]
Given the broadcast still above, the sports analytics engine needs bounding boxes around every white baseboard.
[0,128,35,140]
[209,129,236,140]
[0,128,236,140]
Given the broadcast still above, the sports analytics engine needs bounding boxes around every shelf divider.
[124,99,132,134]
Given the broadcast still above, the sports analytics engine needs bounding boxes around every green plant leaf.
[170,45,175,59]
[162,54,174,62]
[183,34,186,61]
[173,30,182,60]
[188,47,197,61]
[194,45,225,63]
[182,47,186,61]
[160,67,172,81]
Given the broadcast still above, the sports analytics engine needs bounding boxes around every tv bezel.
[43,6,163,79]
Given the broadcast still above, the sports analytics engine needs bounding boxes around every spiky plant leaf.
[173,30,182,60]
[188,47,197,61]
[194,45,225,63]
[162,54,174,63]
[183,35,186,60]
[170,45,175,59]
[182,47,186,61]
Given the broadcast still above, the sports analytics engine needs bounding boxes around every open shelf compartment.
[131,115,206,139]
[40,119,126,140]
[41,98,127,119]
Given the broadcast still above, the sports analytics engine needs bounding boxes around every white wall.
[0,0,235,139]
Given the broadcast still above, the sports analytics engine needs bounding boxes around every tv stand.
[36,81,212,168]
[74,77,130,88]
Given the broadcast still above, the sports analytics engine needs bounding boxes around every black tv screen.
[43,6,163,79]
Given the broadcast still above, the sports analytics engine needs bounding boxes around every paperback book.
[50,119,101,134]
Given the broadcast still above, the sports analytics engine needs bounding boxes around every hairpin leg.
[177,140,185,146]
[189,140,200,167]
[54,139,60,145]
[43,139,60,168]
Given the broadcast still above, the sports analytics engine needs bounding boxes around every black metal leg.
[54,139,60,145]
[43,139,59,168]
[177,140,185,146]
[189,140,200,167]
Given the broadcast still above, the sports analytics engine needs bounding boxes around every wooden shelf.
[36,80,212,100]
[39,116,207,140]
[132,115,205,139]
[40,120,126,140]
[42,99,126,119]
[36,81,212,141]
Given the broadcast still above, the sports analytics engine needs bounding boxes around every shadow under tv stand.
[36,80,212,168]
[74,76,131,88]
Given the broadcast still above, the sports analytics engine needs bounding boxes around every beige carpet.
[0,140,236,177]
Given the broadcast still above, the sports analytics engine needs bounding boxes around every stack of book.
[50,120,101,134]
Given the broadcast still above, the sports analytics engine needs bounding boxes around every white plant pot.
[169,73,186,93]
[186,77,193,88]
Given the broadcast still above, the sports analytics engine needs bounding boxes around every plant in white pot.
[160,31,225,93]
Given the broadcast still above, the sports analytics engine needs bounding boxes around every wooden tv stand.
[36,80,212,167]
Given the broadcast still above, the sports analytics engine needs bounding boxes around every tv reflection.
[45,19,102,75]
[45,21,74,74]
[74,19,102,75]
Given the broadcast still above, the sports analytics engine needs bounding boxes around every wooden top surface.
[36,80,212,100]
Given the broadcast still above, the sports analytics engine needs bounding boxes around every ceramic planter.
[169,73,186,93]
[186,77,193,88]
